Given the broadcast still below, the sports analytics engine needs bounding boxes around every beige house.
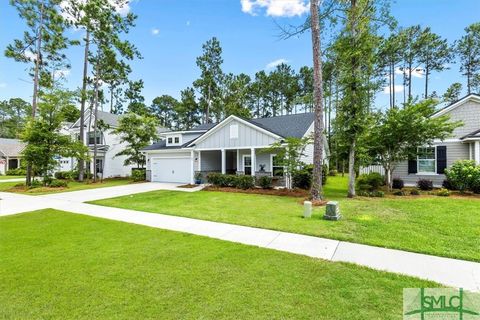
[0,138,25,174]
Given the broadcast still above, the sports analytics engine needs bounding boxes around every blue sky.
[0,0,479,111]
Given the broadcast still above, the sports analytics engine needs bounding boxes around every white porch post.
[221,149,226,174]
[469,143,473,160]
[250,148,255,176]
[5,156,8,170]
[198,151,202,171]
[475,141,480,164]
[190,150,195,184]
[236,150,240,174]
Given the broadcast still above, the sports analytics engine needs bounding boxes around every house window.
[272,155,284,176]
[88,131,103,145]
[95,158,103,174]
[167,135,181,145]
[418,147,436,173]
[243,155,252,175]
[230,124,238,139]
[168,137,173,144]
[174,137,180,144]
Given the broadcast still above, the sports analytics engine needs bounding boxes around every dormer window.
[166,135,182,146]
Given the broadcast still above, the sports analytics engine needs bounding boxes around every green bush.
[393,190,407,196]
[235,175,255,189]
[356,172,384,191]
[54,171,75,180]
[436,188,450,197]
[131,169,146,182]
[416,179,433,191]
[328,169,338,176]
[358,190,385,197]
[6,168,26,175]
[257,176,272,189]
[392,178,404,189]
[30,179,42,188]
[444,160,479,193]
[410,189,420,196]
[49,179,68,188]
[292,164,327,190]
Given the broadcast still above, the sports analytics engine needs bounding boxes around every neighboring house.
[0,138,25,174]
[62,110,167,178]
[391,94,480,186]
[142,113,329,185]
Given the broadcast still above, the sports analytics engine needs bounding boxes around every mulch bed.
[178,184,198,189]
[203,186,310,198]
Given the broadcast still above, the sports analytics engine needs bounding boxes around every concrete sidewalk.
[0,178,25,183]
[1,186,479,291]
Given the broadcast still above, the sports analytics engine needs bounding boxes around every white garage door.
[151,157,191,183]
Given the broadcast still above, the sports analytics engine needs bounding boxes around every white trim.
[432,94,480,118]
[142,148,194,154]
[190,150,195,184]
[242,154,252,174]
[166,134,182,146]
[194,146,271,151]
[187,115,282,147]
[417,146,437,174]
[221,149,226,174]
[161,130,206,135]
[475,141,480,164]
[432,138,462,143]
[198,151,202,171]
[150,156,190,159]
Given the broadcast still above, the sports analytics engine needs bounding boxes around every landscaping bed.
[0,209,438,319]
[203,185,310,197]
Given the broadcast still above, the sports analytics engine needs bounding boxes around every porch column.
[198,151,202,171]
[475,141,480,165]
[221,149,226,174]
[190,150,195,184]
[5,156,8,170]
[236,150,240,174]
[250,148,255,176]
[469,143,473,160]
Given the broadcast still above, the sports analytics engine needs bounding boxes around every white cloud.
[383,85,404,94]
[23,51,37,62]
[266,58,289,69]
[151,28,160,35]
[241,0,309,17]
[186,20,191,27]
[0,83,6,88]
[395,67,424,79]
[60,0,130,24]
[112,0,130,16]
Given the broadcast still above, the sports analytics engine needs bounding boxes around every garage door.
[151,157,191,183]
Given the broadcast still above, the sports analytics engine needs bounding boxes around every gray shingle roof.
[0,138,26,157]
[143,113,314,151]
[460,128,480,140]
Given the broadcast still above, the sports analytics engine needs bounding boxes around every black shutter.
[437,146,447,174]
[408,159,417,174]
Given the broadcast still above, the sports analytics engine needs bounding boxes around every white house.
[61,110,167,178]
[142,113,329,185]
[0,138,25,175]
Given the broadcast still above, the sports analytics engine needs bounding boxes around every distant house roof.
[460,128,480,140]
[0,138,26,157]
[143,113,314,151]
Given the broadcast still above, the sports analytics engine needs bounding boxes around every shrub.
[328,169,338,176]
[131,170,146,182]
[442,179,456,190]
[235,175,255,189]
[436,188,450,197]
[292,170,312,189]
[410,189,420,196]
[6,168,26,175]
[392,178,404,189]
[444,160,478,192]
[49,179,68,188]
[54,171,75,180]
[30,179,42,188]
[393,190,407,196]
[356,172,384,191]
[206,172,223,186]
[417,179,433,191]
[371,190,385,198]
[257,176,272,189]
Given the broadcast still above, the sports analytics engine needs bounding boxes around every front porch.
[193,148,285,185]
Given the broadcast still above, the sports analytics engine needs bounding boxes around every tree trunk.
[392,62,396,107]
[93,68,100,183]
[78,30,89,182]
[309,0,325,201]
[407,62,412,101]
[424,61,429,98]
[347,139,356,198]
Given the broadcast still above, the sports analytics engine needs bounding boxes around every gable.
[439,99,480,139]
[194,118,280,149]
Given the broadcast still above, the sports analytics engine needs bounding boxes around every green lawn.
[0,178,135,195]
[0,209,437,319]
[0,175,24,180]
[91,176,480,262]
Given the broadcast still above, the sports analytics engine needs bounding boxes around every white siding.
[443,100,480,138]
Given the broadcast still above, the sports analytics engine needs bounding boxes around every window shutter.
[437,146,447,174]
[408,159,417,174]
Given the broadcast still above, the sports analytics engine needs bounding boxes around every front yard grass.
[1,178,136,195]
[91,176,480,262]
[0,209,437,319]
[0,175,24,180]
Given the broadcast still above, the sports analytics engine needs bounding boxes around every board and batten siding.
[195,119,278,149]
[393,141,469,186]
